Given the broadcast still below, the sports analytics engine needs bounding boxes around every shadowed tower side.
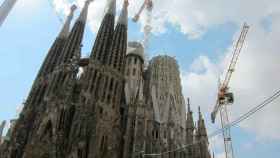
[0,5,77,158]
[66,1,128,158]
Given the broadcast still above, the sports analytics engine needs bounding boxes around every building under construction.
[0,0,212,157]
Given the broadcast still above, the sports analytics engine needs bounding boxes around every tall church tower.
[23,1,92,157]
[2,5,77,158]
[186,98,195,158]
[66,0,128,158]
[123,41,146,158]
[194,107,211,158]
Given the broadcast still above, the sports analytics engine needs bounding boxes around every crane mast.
[211,23,250,158]
[133,0,153,65]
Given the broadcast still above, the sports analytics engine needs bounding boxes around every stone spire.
[58,0,93,65]
[0,120,6,139]
[198,106,207,136]
[0,5,79,156]
[118,0,129,25]
[36,5,77,77]
[58,5,77,38]
[185,98,195,157]
[90,0,116,63]
[197,107,212,158]
[105,0,116,15]
[186,98,194,135]
[77,0,93,22]
[107,0,128,71]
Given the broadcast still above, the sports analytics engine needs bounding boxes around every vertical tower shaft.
[90,0,116,63]
[3,5,77,158]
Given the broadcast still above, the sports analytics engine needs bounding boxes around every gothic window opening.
[156,131,159,139]
[78,148,83,158]
[109,78,114,91]
[66,106,76,137]
[99,107,103,115]
[134,58,137,64]
[41,120,53,140]
[58,109,66,130]
[132,119,136,128]
[102,77,109,102]
[100,135,108,156]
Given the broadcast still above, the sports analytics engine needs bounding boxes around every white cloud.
[52,0,280,38]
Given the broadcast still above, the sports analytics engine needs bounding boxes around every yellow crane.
[211,23,250,158]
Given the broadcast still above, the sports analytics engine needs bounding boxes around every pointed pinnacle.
[198,106,202,120]
[187,97,191,112]
[58,4,77,38]
[106,0,116,15]
[78,0,93,22]
[117,0,129,25]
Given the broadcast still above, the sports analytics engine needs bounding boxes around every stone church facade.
[0,0,212,158]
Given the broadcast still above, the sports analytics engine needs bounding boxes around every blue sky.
[1,0,280,157]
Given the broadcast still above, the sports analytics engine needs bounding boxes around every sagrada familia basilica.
[0,0,212,158]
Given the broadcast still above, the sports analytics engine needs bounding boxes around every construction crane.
[132,0,153,22]
[211,23,250,158]
[133,0,153,65]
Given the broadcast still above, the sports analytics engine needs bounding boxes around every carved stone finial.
[117,0,129,25]
[78,0,93,22]
[58,4,77,38]
[106,0,116,15]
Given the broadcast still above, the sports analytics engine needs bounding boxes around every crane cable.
[139,88,280,157]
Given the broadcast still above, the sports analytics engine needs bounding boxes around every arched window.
[100,135,108,157]
[41,120,53,140]
[66,106,76,137]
